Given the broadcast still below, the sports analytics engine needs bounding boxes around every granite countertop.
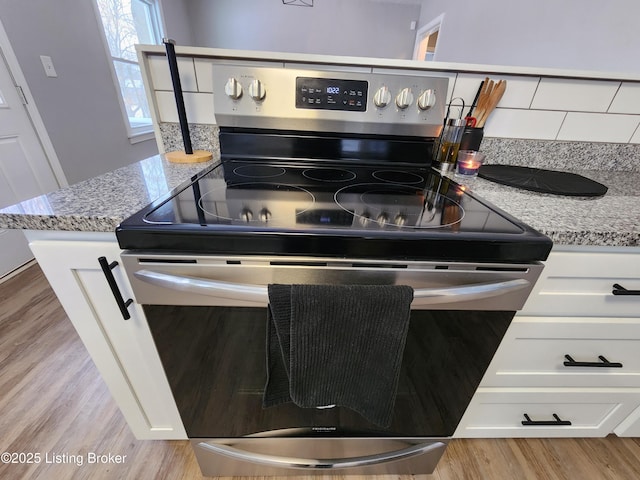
[456,169,639,247]
[0,155,638,248]
[0,154,215,232]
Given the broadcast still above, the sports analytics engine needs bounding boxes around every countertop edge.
[1,156,638,249]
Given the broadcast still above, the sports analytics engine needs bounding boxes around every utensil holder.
[460,127,484,152]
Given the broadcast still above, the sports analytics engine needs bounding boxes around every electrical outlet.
[40,55,58,78]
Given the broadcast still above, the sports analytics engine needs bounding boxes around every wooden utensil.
[476,79,507,127]
[472,78,492,127]
[465,80,485,119]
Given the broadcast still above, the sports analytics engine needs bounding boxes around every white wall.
[0,0,158,185]
[160,0,194,46]
[418,0,640,74]
[184,0,421,60]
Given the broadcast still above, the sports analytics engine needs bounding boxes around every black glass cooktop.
[116,159,552,262]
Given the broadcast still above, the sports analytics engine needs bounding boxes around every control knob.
[240,208,253,222]
[376,212,389,225]
[373,86,391,108]
[417,89,436,111]
[249,79,266,101]
[394,214,407,226]
[259,208,272,222]
[359,212,371,227]
[225,77,243,100]
[395,87,414,109]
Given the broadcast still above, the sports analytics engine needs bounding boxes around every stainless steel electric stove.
[116,63,552,477]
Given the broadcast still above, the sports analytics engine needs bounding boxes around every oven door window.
[144,305,512,438]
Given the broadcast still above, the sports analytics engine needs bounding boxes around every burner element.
[302,168,357,182]
[232,165,287,179]
[372,170,425,185]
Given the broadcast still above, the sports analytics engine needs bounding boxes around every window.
[94,0,163,139]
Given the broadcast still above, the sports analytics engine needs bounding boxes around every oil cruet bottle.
[433,99,466,174]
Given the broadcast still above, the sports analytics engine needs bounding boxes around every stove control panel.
[295,77,368,112]
[212,64,448,137]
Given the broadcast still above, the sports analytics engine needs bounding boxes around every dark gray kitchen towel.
[263,284,413,428]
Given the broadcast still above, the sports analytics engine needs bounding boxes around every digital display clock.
[296,77,368,112]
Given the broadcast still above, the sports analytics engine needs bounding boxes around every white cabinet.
[456,246,640,438]
[615,403,640,436]
[25,231,186,440]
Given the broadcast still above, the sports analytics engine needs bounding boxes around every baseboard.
[0,259,37,284]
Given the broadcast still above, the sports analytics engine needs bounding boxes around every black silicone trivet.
[478,165,608,197]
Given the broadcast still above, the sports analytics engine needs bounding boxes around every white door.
[0,46,60,278]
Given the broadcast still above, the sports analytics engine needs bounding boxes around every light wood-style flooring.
[1,264,640,479]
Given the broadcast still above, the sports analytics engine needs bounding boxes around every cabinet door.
[614,403,640,437]
[29,239,186,440]
[455,388,640,438]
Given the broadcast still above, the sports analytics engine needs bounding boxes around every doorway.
[0,21,63,279]
[413,14,444,61]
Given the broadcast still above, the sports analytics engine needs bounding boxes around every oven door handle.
[134,269,268,303]
[134,270,529,305]
[195,440,446,470]
[414,278,531,305]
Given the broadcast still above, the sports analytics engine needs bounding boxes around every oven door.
[142,302,516,437]
[122,253,542,475]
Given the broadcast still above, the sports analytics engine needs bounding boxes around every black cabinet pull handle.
[98,256,133,320]
[522,413,571,426]
[563,354,623,368]
[612,283,640,296]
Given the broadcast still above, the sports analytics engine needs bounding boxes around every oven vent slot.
[435,265,449,270]
[138,258,197,264]
[475,266,528,272]
[269,261,328,267]
[358,263,408,269]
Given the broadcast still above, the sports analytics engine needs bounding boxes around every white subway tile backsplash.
[194,59,214,93]
[557,112,640,142]
[449,74,482,106]
[530,78,620,112]
[155,91,215,124]
[483,109,566,140]
[194,59,285,93]
[148,56,198,92]
[496,77,540,109]
[146,51,640,146]
[609,82,640,114]
[452,74,539,109]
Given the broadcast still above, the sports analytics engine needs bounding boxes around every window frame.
[92,0,164,142]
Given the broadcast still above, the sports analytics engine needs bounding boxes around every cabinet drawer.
[482,317,640,387]
[455,389,640,438]
[521,250,640,317]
